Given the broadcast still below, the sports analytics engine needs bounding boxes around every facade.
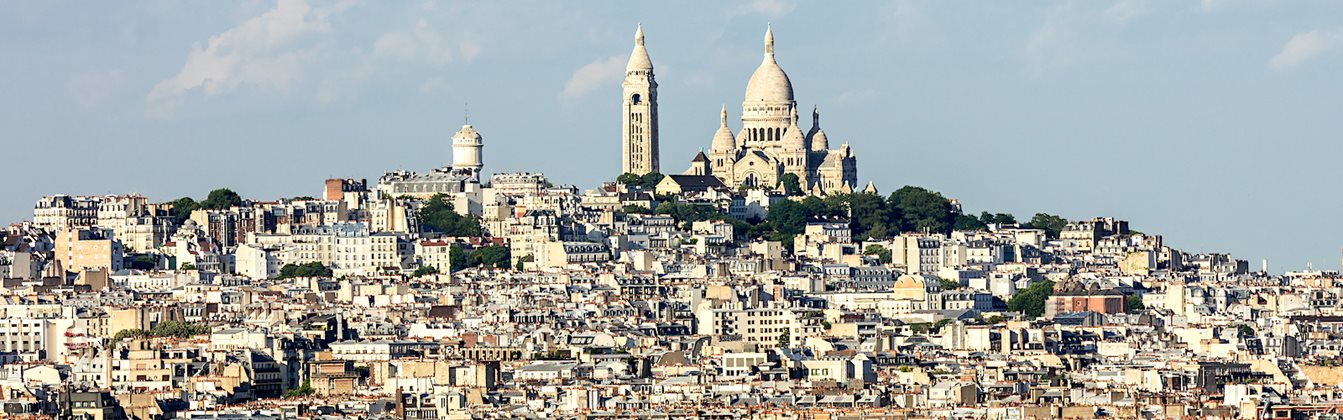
[621,25,659,175]
[692,26,857,195]
[54,228,124,273]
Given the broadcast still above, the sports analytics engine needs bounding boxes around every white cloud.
[1270,29,1343,71]
[1024,2,1145,76]
[68,70,126,108]
[731,0,797,18]
[1104,0,1146,22]
[372,18,482,67]
[561,55,625,101]
[1024,6,1079,75]
[146,0,344,115]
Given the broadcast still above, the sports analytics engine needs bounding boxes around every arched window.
[631,94,642,105]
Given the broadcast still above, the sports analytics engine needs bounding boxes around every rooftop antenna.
[464,101,470,125]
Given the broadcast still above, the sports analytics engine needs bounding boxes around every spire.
[720,104,728,127]
[626,24,653,72]
[764,23,775,62]
[812,105,820,128]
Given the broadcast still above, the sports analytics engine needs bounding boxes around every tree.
[1126,294,1145,312]
[938,278,962,290]
[952,214,987,232]
[776,173,803,196]
[888,186,955,234]
[639,172,665,190]
[412,266,439,278]
[979,212,1017,226]
[449,245,468,272]
[849,192,888,239]
[616,172,642,186]
[170,197,200,226]
[418,193,483,236]
[277,262,333,279]
[468,245,511,268]
[767,199,809,237]
[622,204,652,214]
[1237,324,1255,338]
[201,188,243,210]
[1007,280,1055,318]
[179,262,195,271]
[617,172,665,190]
[864,244,892,264]
[777,332,791,348]
[284,380,314,398]
[149,320,210,338]
[128,254,157,270]
[1024,213,1069,238]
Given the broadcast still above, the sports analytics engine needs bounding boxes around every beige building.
[54,227,123,273]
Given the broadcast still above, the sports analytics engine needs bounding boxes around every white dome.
[781,110,806,149]
[711,105,735,152]
[744,26,793,103]
[626,25,653,72]
[452,124,482,145]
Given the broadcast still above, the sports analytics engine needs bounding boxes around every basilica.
[620,25,859,196]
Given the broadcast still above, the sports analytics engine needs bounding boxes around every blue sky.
[2,0,1341,272]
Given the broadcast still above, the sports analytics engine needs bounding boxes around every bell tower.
[621,24,660,175]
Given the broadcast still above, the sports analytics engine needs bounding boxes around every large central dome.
[743,26,793,103]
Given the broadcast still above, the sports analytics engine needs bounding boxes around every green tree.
[277,262,333,279]
[616,172,642,185]
[863,244,892,264]
[412,266,439,278]
[284,380,315,398]
[952,214,987,232]
[888,186,955,234]
[622,204,652,214]
[849,192,888,239]
[150,321,210,338]
[776,173,803,196]
[1024,213,1069,238]
[938,278,962,290]
[777,332,791,348]
[1007,280,1055,318]
[201,188,243,210]
[979,212,1017,225]
[449,245,468,271]
[617,172,664,190]
[418,193,483,236]
[468,245,511,268]
[179,262,195,271]
[639,172,665,190]
[1126,294,1145,312]
[1237,324,1255,338]
[767,199,810,237]
[170,197,200,226]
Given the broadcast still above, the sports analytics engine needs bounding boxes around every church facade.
[622,25,858,196]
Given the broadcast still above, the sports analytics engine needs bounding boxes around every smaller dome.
[453,124,482,145]
[711,105,735,152]
[626,24,653,72]
[781,112,806,150]
[808,106,829,151]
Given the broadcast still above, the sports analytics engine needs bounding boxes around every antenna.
[464,101,470,125]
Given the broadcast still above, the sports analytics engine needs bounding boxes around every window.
[631,94,641,105]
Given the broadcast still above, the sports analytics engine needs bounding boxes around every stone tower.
[451,123,484,182]
[621,24,660,175]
